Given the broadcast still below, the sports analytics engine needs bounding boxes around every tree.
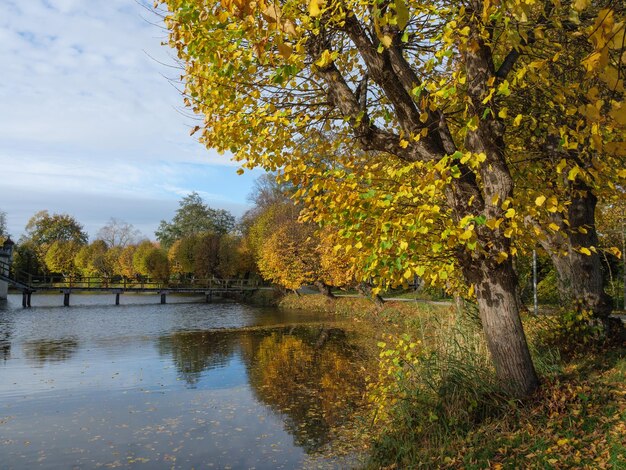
[258,220,319,291]
[168,235,199,276]
[132,240,170,282]
[217,233,246,278]
[161,0,570,395]
[118,244,138,279]
[193,232,221,278]
[75,240,118,279]
[0,210,7,244]
[155,192,235,248]
[22,211,88,247]
[133,240,159,277]
[11,242,46,279]
[144,248,170,283]
[21,211,88,272]
[496,4,626,322]
[44,241,81,277]
[95,218,143,248]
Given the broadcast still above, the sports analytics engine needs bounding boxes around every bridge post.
[205,291,212,303]
[22,291,27,308]
[63,291,70,307]
[160,293,166,304]
[115,292,120,305]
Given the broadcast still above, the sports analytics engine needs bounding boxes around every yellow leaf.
[315,49,334,67]
[380,35,393,48]
[609,102,626,126]
[505,208,516,218]
[567,166,580,181]
[459,229,473,240]
[277,42,293,59]
[486,218,497,230]
[513,114,523,126]
[309,0,322,17]
[261,3,281,23]
[282,19,297,37]
[581,51,604,72]
[403,268,413,279]
[394,0,410,30]
[605,142,626,155]
[535,195,546,206]
[572,0,589,12]
[579,247,591,256]
[549,223,560,231]
[608,246,622,258]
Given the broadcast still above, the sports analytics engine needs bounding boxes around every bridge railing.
[6,271,263,291]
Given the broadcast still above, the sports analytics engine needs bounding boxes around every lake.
[0,294,373,469]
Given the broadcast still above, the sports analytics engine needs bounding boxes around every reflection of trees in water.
[157,325,368,453]
[0,316,12,362]
[157,331,237,386]
[22,337,79,366]
[243,327,367,453]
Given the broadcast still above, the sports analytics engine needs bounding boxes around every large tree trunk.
[314,280,335,299]
[356,282,385,308]
[459,18,539,397]
[537,185,612,320]
[464,257,540,397]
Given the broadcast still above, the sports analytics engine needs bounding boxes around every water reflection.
[247,327,365,452]
[0,296,372,467]
[0,316,12,361]
[22,337,80,366]
[158,326,366,453]
[157,331,237,385]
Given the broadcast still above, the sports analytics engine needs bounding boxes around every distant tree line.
[2,180,623,306]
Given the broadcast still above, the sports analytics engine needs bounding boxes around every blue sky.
[0,0,264,240]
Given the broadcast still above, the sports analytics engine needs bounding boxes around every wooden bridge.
[0,259,264,307]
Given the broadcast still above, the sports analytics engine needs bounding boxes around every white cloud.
[0,0,260,239]
[0,0,236,166]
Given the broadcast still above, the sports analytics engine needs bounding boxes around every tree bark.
[356,282,385,308]
[314,280,335,299]
[461,18,539,397]
[537,185,612,320]
[465,258,540,397]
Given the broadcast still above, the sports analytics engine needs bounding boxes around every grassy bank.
[279,293,626,469]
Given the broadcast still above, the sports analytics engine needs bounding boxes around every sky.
[0,0,264,241]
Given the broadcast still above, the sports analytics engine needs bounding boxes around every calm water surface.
[0,294,372,469]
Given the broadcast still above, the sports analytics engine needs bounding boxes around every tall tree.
[160,0,626,395]
[75,240,118,279]
[22,211,88,250]
[95,218,143,248]
[160,0,542,395]
[21,211,88,273]
[44,241,82,277]
[155,192,235,248]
